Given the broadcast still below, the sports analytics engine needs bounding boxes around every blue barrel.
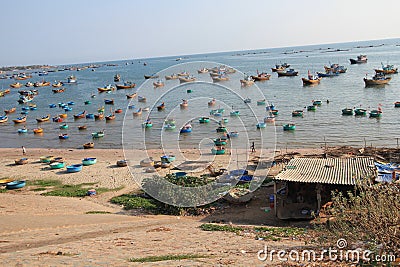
[269,194,274,208]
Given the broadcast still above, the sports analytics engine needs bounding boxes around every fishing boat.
[180,99,188,108]
[251,72,271,81]
[394,102,400,108]
[115,109,123,113]
[98,106,105,113]
[213,137,228,146]
[307,105,316,111]
[212,75,229,82]
[144,74,159,79]
[52,116,63,122]
[165,74,178,80]
[216,126,227,133]
[114,73,121,82]
[18,95,34,103]
[180,124,192,133]
[17,128,28,133]
[33,128,43,134]
[65,75,77,84]
[199,117,210,123]
[164,118,175,125]
[210,108,224,115]
[208,98,216,106]
[133,108,142,116]
[33,81,51,87]
[104,99,114,105]
[15,158,28,165]
[0,115,8,123]
[36,114,50,122]
[153,80,165,88]
[78,125,87,131]
[363,73,391,86]
[92,131,105,138]
[277,69,298,77]
[0,178,14,185]
[52,88,65,93]
[240,75,254,86]
[13,116,27,123]
[220,118,229,124]
[369,110,382,118]
[116,81,136,89]
[84,113,94,119]
[97,84,115,92]
[52,81,63,88]
[264,116,275,123]
[66,164,83,173]
[271,65,286,72]
[178,76,196,83]
[257,99,266,106]
[126,92,137,99]
[10,82,23,88]
[84,100,91,105]
[324,64,347,73]
[283,124,296,131]
[40,155,54,163]
[244,98,251,103]
[317,71,339,77]
[211,146,225,155]
[177,71,190,77]
[164,123,176,130]
[63,106,72,112]
[50,162,65,169]
[312,100,322,106]
[105,113,116,121]
[157,102,165,111]
[142,119,153,128]
[94,113,104,120]
[349,55,367,64]
[375,63,398,75]
[302,71,322,85]
[229,131,239,137]
[161,155,176,163]
[6,180,26,189]
[271,110,279,115]
[73,111,86,119]
[138,96,147,102]
[59,133,69,139]
[342,108,354,115]
[83,142,94,149]
[256,122,266,129]
[25,82,34,87]
[230,110,240,116]
[4,107,16,114]
[82,157,97,166]
[197,68,208,74]
[292,110,304,117]
[116,159,128,167]
[354,108,367,116]
[59,123,69,129]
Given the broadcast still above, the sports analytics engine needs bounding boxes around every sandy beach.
[0,146,354,266]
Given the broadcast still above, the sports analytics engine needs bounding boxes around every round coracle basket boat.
[140,158,154,167]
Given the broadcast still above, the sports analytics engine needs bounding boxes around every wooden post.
[274,181,277,217]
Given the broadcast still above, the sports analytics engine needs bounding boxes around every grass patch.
[128,254,207,263]
[31,187,47,192]
[0,188,7,193]
[85,211,112,214]
[110,194,158,211]
[200,223,244,234]
[254,226,306,237]
[26,179,62,187]
[42,184,123,197]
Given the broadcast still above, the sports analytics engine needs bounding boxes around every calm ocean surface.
[1,38,400,149]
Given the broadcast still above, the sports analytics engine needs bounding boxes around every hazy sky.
[1,0,399,66]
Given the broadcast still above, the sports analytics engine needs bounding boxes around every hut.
[273,157,376,219]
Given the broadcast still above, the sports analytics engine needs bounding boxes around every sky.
[1,0,400,66]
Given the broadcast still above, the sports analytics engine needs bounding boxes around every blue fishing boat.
[49,104,57,108]
[18,128,28,133]
[85,113,95,119]
[92,131,105,138]
[66,164,83,173]
[59,133,69,139]
[256,122,266,129]
[180,124,192,133]
[211,146,225,155]
[199,117,210,123]
[257,99,266,105]
[164,124,176,130]
[67,101,75,105]
[229,131,239,137]
[283,124,296,131]
[161,155,175,163]
[230,111,240,116]
[216,126,227,133]
[29,106,37,110]
[82,157,97,166]
[59,123,68,129]
[6,180,26,190]
[317,71,339,77]
[21,107,29,111]
[64,106,72,111]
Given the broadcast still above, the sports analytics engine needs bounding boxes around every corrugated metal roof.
[275,157,376,185]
